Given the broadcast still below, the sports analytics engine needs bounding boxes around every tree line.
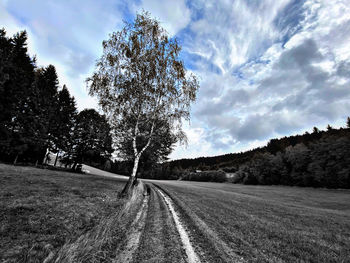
[233,123,350,188]
[0,29,113,168]
[151,120,350,188]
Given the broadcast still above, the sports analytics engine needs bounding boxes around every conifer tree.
[0,29,36,163]
[34,65,60,163]
[53,85,77,166]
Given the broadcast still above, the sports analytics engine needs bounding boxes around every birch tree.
[87,12,199,195]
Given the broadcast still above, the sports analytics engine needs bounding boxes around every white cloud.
[187,0,289,73]
[3,0,350,160]
[133,0,191,36]
[174,0,350,158]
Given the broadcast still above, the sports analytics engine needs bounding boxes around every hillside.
[168,126,350,170]
[135,124,350,188]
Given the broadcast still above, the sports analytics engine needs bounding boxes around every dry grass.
[0,164,126,263]
[55,182,146,263]
[156,181,350,262]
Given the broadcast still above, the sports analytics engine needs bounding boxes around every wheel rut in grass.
[154,183,246,263]
[114,192,149,263]
[132,184,186,262]
[155,187,201,263]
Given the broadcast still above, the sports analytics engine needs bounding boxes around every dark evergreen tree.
[313,126,320,134]
[0,29,36,163]
[0,29,80,165]
[53,85,77,165]
[33,65,60,163]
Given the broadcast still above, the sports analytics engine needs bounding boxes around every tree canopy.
[69,109,113,167]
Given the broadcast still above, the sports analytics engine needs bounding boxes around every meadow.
[156,180,350,262]
[1,163,349,262]
[0,164,126,262]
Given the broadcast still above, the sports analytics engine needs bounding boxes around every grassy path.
[130,185,188,263]
[115,194,149,263]
[155,187,201,263]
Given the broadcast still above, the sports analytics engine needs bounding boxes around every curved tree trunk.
[42,147,49,165]
[120,155,140,197]
[120,115,156,197]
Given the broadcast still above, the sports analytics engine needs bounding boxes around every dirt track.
[118,183,245,263]
[83,166,203,262]
[122,184,191,263]
[80,168,350,262]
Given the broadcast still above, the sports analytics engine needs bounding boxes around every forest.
[132,123,350,188]
[0,29,113,169]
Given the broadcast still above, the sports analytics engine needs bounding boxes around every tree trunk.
[120,118,155,197]
[13,154,19,165]
[72,161,77,171]
[42,147,49,165]
[54,151,59,166]
[120,155,140,197]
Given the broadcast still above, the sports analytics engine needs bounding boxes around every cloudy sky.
[2,0,350,160]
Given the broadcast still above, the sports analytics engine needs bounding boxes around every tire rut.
[132,185,186,263]
[114,193,149,263]
[155,187,201,263]
[154,184,246,263]
[116,183,242,263]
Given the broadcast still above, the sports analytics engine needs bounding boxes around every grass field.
[0,164,126,262]
[155,180,350,262]
[1,163,350,262]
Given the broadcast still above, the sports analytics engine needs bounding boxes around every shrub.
[182,170,227,182]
